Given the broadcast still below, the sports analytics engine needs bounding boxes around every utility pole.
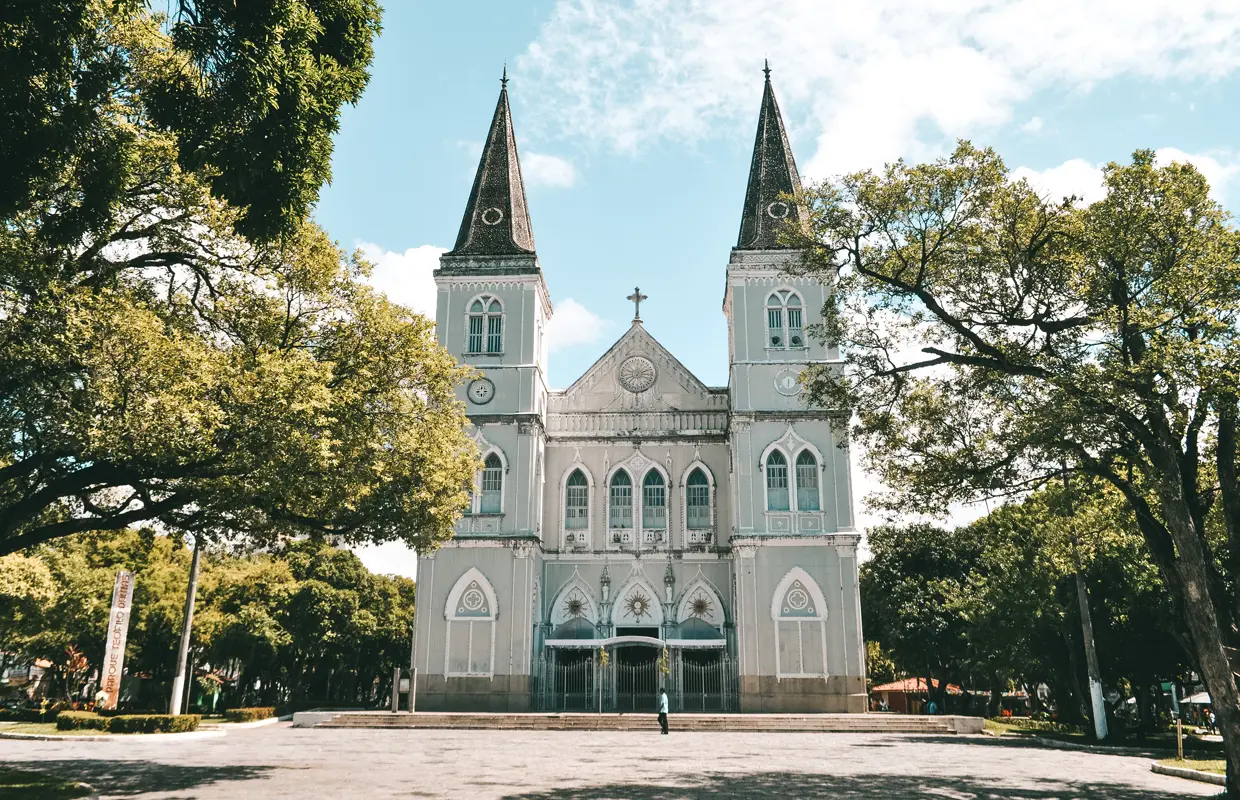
[169,536,201,716]
[1062,469,1109,741]
[409,620,417,713]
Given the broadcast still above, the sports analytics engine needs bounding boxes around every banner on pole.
[100,570,135,710]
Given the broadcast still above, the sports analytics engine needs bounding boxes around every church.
[412,66,866,714]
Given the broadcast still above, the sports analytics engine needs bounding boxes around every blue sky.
[329,0,1240,575]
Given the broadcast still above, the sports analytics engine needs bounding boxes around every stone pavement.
[0,722,1219,798]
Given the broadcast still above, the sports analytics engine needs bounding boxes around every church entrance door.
[608,628,660,712]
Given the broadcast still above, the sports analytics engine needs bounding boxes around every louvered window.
[766,451,790,511]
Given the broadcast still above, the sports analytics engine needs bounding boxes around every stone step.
[311,712,965,734]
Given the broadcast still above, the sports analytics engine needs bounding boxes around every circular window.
[766,201,790,219]
[618,356,657,393]
[481,207,504,226]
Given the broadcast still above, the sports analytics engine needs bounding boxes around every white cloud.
[524,152,579,188]
[547,297,610,353]
[351,541,417,579]
[1020,116,1044,134]
[518,0,1240,177]
[359,243,445,318]
[1014,148,1239,206]
[1012,158,1107,205]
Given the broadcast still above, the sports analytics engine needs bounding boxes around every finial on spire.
[763,58,771,79]
[501,63,508,88]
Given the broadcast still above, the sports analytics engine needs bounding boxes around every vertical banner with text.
[100,570,135,710]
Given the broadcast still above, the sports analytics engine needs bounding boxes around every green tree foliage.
[1,0,380,242]
[0,2,477,556]
[862,484,1189,726]
[795,145,1240,782]
[4,530,415,709]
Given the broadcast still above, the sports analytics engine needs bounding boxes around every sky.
[325,0,1240,578]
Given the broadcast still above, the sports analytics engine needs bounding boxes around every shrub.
[0,708,59,723]
[56,711,111,731]
[223,707,277,723]
[108,714,200,734]
[97,708,160,718]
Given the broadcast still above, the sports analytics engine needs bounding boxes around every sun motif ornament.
[618,356,657,393]
[624,589,653,621]
[564,596,586,618]
[689,592,714,620]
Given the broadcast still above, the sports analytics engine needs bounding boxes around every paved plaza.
[0,723,1218,799]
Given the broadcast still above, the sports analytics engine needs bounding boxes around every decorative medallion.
[781,579,815,617]
[624,589,653,622]
[564,595,586,618]
[766,201,790,219]
[618,356,657,393]
[481,207,504,226]
[457,580,491,617]
[774,368,802,396]
[688,590,714,620]
[467,378,495,405]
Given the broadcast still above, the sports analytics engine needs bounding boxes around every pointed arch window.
[467,295,504,354]
[795,450,820,511]
[609,471,633,529]
[642,471,666,530]
[766,290,805,349]
[686,468,710,529]
[565,469,589,529]
[480,453,503,513]
[766,451,790,511]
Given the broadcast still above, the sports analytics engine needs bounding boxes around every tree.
[3,530,417,710]
[1,0,381,243]
[860,523,978,709]
[0,2,477,556]
[796,144,1240,791]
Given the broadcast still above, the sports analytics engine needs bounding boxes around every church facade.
[412,68,866,714]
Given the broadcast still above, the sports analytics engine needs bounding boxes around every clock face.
[467,378,495,405]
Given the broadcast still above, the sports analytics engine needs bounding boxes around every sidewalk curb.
[1150,761,1227,786]
[0,729,225,742]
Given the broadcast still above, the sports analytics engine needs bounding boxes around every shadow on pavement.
[501,772,1206,800]
[4,759,274,797]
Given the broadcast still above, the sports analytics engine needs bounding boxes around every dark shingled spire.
[736,62,804,250]
[448,69,537,257]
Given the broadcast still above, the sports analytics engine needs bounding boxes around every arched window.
[565,469,589,529]
[467,295,503,354]
[766,290,805,349]
[480,453,503,513]
[642,471,666,530]
[766,451,790,511]
[795,451,820,511]
[686,469,710,529]
[609,471,633,529]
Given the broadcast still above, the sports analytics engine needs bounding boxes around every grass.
[0,767,92,799]
[1158,758,1227,775]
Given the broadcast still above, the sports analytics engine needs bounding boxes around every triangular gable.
[554,322,721,412]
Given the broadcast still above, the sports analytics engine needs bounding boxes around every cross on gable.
[626,286,648,321]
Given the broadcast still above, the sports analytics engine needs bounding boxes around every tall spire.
[448,70,536,258]
[736,62,804,250]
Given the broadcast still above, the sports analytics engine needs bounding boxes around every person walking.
[658,687,669,735]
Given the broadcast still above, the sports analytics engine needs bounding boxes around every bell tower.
[723,64,865,713]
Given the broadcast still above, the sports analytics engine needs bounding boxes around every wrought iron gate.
[536,650,737,712]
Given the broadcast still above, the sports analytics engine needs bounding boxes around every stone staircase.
[303,711,976,734]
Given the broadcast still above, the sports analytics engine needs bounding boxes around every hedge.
[109,714,200,734]
[0,708,60,723]
[56,711,111,731]
[224,707,277,723]
[56,712,201,733]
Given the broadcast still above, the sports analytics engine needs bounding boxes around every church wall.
[414,543,540,712]
[541,441,731,553]
[733,543,866,713]
[731,418,853,538]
